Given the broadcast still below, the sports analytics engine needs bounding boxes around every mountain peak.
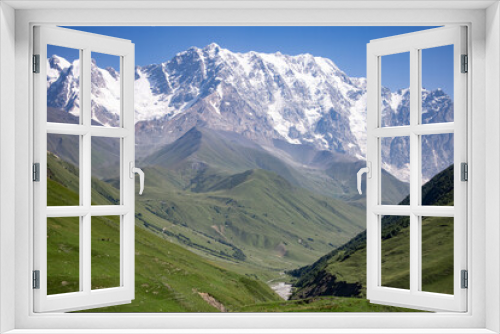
[106,66,120,79]
[178,43,225,60]
[48,46,454,185]
[183,126,203,137]
[48,55,71,70]
[204,42,221,51]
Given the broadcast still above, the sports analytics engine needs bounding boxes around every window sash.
[32,26,136,313]
[366,26,468,312]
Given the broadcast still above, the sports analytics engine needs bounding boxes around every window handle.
[357,162,372,195]
[129,162,145,195]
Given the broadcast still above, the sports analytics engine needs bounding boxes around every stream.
[270,282,293,300]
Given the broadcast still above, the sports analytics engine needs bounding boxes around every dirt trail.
[198,292,227,312]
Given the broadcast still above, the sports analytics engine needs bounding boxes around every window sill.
[4,329,498,334]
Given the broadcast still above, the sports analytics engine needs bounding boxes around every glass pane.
[421,45,454,124]
[91,137,120,205]
[381,215,410,290]
[421,216,454,294]
[47,134,80,206]
[47,217,80,295]
[380,52,410,127]
[421,133,454,206]
[91,216,121,290]
[47,45,80,124]
[91,52,121,127]
[381,136,410,205]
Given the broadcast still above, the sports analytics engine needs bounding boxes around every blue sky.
[51,26,453,96]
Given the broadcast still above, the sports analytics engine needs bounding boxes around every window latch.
[129,162,144,195]
[357,161,372,195]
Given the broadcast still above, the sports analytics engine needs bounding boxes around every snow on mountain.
[46,43,454,182]
[133,43,364,159]
[47,56,120,126]
[47,56,81,118]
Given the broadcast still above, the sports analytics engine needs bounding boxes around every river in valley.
[270,282,293,300]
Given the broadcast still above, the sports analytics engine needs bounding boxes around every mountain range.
[46,43,454,183]
[44,43,457,312]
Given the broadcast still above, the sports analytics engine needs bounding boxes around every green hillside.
[289,165,455,299]
[324,160,409,204]
[49,138,367,277]
[143,127,299,183]
[234,296,418,312]
[47,153,282,312]
[47,126,407,275]
[142,126,409,203]
[48,132,121,181]
[137,164,365,271]
[47,151,410,313]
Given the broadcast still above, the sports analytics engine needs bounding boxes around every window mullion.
[81,48,92,294]
[409,47,420,294]
[81,47,91,208]
[81,214,91,293]
[122,51,135,293]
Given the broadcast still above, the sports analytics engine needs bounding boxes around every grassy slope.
[47,131,122,181]
[235,296,418,312]
[324,160,409,205]
[142,127,409,204]
[47,152,409,313]
[143,127,299,182]
[47,126,404,275]
[290,165,455,299]
[48,127,367,274]
[47,153,282,312]
[137,165,365,271]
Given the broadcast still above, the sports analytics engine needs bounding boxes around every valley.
[289,165,455,300]
[44,43,455,313]
[47,147,411,313]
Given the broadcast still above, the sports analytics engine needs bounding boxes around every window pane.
[91,216,121,290]
[381,215,410,290]
[381,136,410,205]
[421,216,454,294]
[91,52,121,127]
[91,137,121,205]
[47,45,80,124]
[421,45,454,124]
[47,217,80,295]
[421,134,454,206]
[380,52,410,127]
[47,134,80,206]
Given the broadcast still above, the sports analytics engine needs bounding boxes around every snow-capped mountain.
[47,56,121,127]
[133,43,366,159]
[46,43,454,182]
[47,56,80,119]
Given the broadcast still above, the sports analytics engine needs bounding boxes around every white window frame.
[33,26,136,313]
[1,1,499,333]
[365,26,468,312]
